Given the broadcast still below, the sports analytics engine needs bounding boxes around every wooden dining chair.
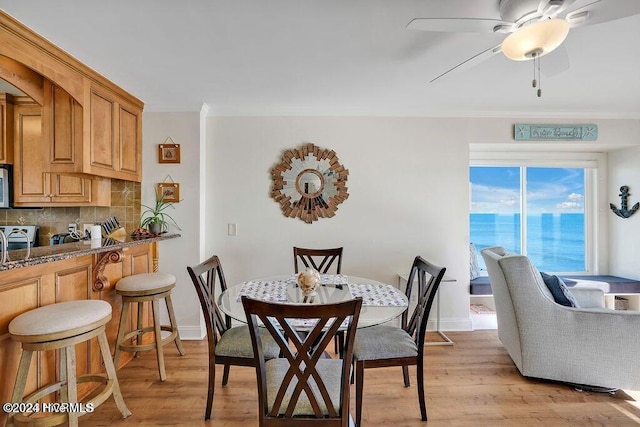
[187,255,281,420]
[293,246,345,355]
[293,247,343,275]
[353,256,445,426]
[242,296,362,426]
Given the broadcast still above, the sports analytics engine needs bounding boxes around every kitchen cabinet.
[0,242,155,426]
[43,81,142,182]
[85,82,142,181]
[13,102,111,207]
[0,93,13,163]
[0,10,144,183]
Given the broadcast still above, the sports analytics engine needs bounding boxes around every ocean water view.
[471,213,585,272]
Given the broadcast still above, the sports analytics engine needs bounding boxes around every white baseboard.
[427,317,473,332]
[178,325,206,340]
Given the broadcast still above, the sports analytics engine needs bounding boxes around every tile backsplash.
[0,179,141,246]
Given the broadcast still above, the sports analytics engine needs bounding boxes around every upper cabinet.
[0,10,144,182]
[42,81,142,181]
[13,101,110,207]
[85,83,142,180]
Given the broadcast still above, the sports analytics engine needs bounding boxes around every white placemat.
[349,283,407,307]
[287,273,349,285]
[236,280,288,302]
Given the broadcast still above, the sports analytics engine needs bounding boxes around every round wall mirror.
[296,169,325,199]
[271,143,349,224]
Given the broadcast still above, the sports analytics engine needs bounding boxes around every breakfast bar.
[0,233,179,425]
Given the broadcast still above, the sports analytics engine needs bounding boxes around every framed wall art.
[158,137,181,163]
[157,182,180,203]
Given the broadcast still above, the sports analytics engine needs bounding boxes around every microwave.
[0,165,12,208]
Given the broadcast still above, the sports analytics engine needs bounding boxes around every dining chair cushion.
[353,325,418,360]
[215,325,280,360]
[265,358,343,416]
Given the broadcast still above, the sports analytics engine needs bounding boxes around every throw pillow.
[470,243,480,280]
[540,272,580,308]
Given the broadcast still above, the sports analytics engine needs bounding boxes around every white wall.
[143,111,205,339]
[206,117,473,330]
[141,114,640,335]
[609,145,640,279]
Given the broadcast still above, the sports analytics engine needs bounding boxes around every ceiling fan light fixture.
[501,18,570,61]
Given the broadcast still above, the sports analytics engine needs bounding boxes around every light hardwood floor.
[82,330,640,426]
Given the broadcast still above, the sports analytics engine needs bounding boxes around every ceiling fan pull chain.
[537,55,542,97]
[532,53,537,88]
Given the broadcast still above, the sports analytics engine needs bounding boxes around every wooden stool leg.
[135,301,144,357]
[165,294,185,356]
[98,331,132,418]
[7,349,33,426]
[152,298,167,381]
[59,348,68,403]
[113,299,131,370]
[65,345,79,427]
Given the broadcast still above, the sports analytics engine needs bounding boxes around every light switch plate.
[228,223,237,236]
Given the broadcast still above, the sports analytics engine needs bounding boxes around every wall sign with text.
[514,124,598,141]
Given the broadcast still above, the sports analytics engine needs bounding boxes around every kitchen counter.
[0,233,180,271]
[0,234,176,418]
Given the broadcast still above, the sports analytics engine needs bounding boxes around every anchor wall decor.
[610,186,639,219]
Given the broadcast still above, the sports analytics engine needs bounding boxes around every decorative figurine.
[297,267,321,299]
[610,186,639,219]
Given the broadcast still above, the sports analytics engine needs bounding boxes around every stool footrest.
[12,374,125,426]
[119,325,178,353]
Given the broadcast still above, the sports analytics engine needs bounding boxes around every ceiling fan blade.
[564,0,640,27]
[430,43,502,83]
[541,44,570,77]
[407,18,514,33]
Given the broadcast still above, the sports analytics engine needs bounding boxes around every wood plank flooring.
[82,331,640,426]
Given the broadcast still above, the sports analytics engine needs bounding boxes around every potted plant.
[139,196,181,234]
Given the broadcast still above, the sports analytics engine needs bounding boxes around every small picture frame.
[157,183,180,202]
[158,143,181,163]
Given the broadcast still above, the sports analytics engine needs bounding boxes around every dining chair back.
[293,246,345,355]
[242,296,362,426]
[293,247,343,274]
[187,255,280,420]
[353,256,445,425]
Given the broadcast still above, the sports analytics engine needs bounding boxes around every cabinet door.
[13,105,49,204]
[13,103,111,207]
[51,173,91,203]
[87,83,142,182]
[42,82,83,173]
[0,94,14,164]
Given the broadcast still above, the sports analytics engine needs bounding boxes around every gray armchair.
[481,246,640,391]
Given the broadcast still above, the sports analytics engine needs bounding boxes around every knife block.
[107,227,127,241]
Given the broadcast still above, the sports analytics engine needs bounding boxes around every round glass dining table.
[218,274,408,329]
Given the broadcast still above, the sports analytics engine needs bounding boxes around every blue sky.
[470,167,585,215]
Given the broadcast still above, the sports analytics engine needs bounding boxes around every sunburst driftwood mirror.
[271,143,349,224]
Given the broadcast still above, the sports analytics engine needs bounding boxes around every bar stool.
[7,300,131,427]
[113,272,185,381]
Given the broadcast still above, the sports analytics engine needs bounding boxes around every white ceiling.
[1,0,639,117]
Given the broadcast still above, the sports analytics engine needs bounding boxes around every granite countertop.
[0,233,181,271]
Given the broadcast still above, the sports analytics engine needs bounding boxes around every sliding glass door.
[470,166,587,273]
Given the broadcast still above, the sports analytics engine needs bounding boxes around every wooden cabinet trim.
[0,11,142,109]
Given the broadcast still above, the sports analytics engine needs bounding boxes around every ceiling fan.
[408,0,640,91]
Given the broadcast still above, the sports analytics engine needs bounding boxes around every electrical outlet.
[68,223,77,234]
